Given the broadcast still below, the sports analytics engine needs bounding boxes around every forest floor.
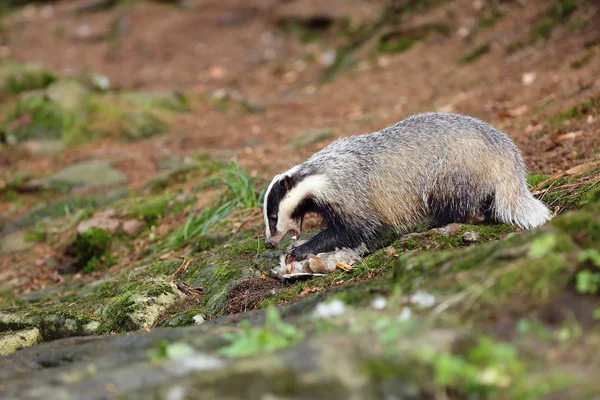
[0,0,599,399]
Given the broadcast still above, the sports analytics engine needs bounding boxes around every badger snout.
[266,234,284,249]
[265,228,300,249]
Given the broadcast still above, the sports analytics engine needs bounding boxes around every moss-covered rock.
[0,328,42,356]
[97,278,186,333]
[121,111,166,141]
[0,61,56,95]
[71,227,115,273]
[122,90,189,112]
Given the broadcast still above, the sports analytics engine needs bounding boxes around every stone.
[122,219,146,236]
[20,139,66,155]
[462,230,481,243]
[2,188,130,234]
[77,216,121,235]
[0,232,34,254]
[42,160,127,190]
[46,80,90,112]
[0,328,42,356]
[121,111,166,141]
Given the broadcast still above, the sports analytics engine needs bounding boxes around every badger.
[264,112,551,261]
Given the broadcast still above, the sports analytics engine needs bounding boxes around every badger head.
[263,173,301,249]
[263,169,327,249]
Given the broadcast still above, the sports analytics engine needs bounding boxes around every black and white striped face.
[263,173,300,248]
[263,168,328,249]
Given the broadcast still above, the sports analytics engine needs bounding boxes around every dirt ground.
[1,0,600,295]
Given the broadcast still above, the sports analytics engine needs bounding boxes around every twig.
[170,257,192,278]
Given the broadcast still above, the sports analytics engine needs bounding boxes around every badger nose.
[265,241,275,249]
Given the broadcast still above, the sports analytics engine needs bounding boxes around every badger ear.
[281,175,293,191]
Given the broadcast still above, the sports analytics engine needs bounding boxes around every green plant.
[171,161,263,248]
[527,174,550,187]
[530,0,578,43]
[218,307,304,358]
[422,336,524,396]
[2,92,82,145]
[459,42,491,65]
[576,249,600,294]
[149,340,195,362]
[73,228,115,273]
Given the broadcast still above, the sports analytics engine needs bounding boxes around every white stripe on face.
[263,174,281,240]
[278,174,329,230]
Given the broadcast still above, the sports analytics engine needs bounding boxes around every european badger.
[264,112,551,261]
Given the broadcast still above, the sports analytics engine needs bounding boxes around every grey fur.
[266,112,551,250]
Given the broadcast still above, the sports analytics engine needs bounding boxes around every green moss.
[23,227,46,243]
[73,228,115,273]
[530,0,577,44]
[552,211,600,248]
[459,42,491,65]
[527,174,550,187]
[570,51,594,69]
[1,92,85,145]
[477,8,504,29]
[122,91,189,112]
[530,17,555,43]
[463,224,516,241]
[376,33,422,54]
[160,307,205,327]
[506,40,525,54]
[549,96,600,126]
[376,24,450,54]
[97,279,176,334]
[394,225,581,321]
[0,62,56,94]
[128,194,173,225]
[121,111,166,141]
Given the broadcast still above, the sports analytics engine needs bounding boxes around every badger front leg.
[288,226,365,262]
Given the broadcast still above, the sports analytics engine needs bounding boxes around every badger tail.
[493,184,552,229]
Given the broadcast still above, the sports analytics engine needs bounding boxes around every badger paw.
[288,246,312,263]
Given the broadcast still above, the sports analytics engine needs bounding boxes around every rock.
[0,232,34,254]
[77,216,120,235]
[20,139,66,155]
[0,62,56,94]
[122,219,146,236]
[2,92,65,144]
[2,188,129,234]
[45,80,90,112]
[99,278,187,331]
[462,230,481,243]
[42,159,127,190]
[430,223,464,236]
[0,328,42,356]
[121,111,166,141]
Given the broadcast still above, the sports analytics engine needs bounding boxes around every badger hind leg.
[426,186,493,228]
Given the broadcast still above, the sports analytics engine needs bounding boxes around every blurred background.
[0,0,599,306]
